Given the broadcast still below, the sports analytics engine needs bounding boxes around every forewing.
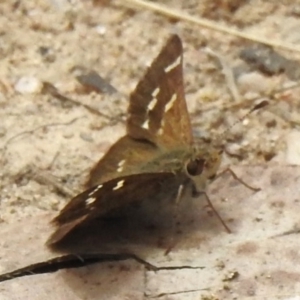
[86,136,159,187]
[127,34,193,149]
[86,35,194,188]
[48,172,183,245]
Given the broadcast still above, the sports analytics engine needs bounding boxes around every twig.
[1,117,82,160]
[15,165,76,198]
[204,47,241,102]
[42,82,125,127]
[118,0,300,53]
[42,82,116,120]
[194,81,300,113]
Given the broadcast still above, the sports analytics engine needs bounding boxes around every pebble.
[14,76,42,94]
[0,126,6,137]
[95,24,107,35]
[0,92,6,104]
[63,131,74,139]
[237,72,269,94]
[285,130,300,165]
[225,142,242,156]
[80,132,93,142]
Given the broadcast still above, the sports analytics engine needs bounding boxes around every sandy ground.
[0,0,300,219]
[1,0,300,298]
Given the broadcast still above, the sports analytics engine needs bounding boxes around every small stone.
[95,24,106,35]
[63,131,74,139]
[14,76,42,94]
[80,132,93,142]
[237,72,269,94]
[225,142,242,157]
[24,104,39,115]
[0,126,6,137]
[286,130,300,165]
[0,92,6,104]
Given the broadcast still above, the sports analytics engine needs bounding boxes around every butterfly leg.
[193,188,231,233]
[164,184,185,255]
[215,167,260,192]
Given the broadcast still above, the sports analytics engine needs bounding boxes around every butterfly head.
[184,147,222,192]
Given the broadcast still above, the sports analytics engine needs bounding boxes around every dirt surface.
[1,0,300,298]
[0,0,300,219]
[0,165,300,300]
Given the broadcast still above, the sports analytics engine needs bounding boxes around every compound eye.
[186,158,205,176]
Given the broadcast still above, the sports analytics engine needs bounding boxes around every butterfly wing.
[49,36,195,245]
[86,136,159,187]
[0,253,155,283]
[48,172,185,245]
[86,35,193,187]
[127,34,193,149]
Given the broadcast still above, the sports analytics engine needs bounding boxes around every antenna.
[215,100,269,146]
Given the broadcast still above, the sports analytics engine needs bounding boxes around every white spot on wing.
[147,87,160,112]
[148,98,157,111]
[175,184,184,204]
[157,120,165,135]
[164,56,181,73]
[165,93,177,112]
[113,179,125,190]
[142,119,150,129]
[117,159,126,172]
[86,197,96,205]
[152,87,160,97]
[88,184,103,196]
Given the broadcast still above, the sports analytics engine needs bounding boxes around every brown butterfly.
[47,34,233,246]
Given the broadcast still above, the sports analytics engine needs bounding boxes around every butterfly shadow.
[46,191,233,298]
[52,190,227,252]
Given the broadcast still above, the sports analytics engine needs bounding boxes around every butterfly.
[47,34,230,246]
